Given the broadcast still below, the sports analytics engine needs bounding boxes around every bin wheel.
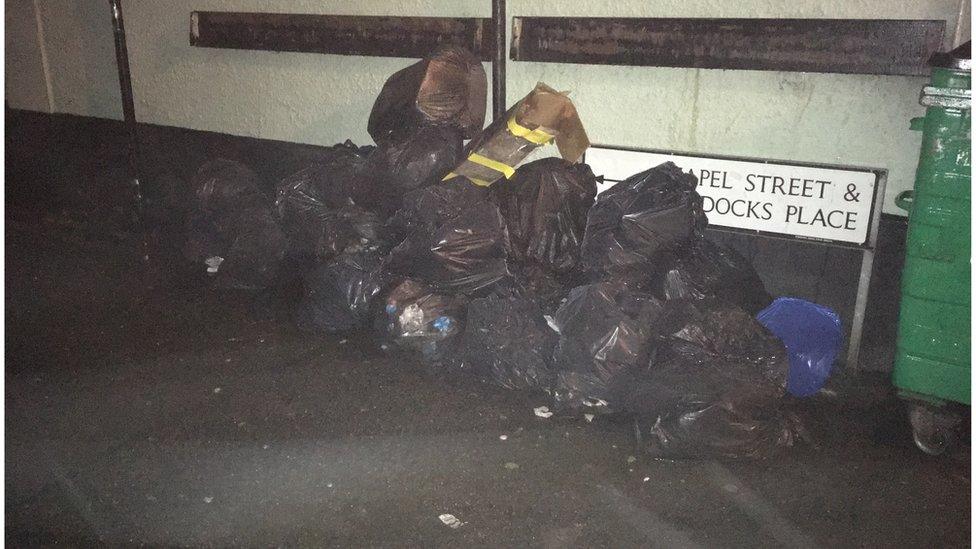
[909,403,958,456]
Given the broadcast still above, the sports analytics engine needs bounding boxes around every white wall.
[5,0,971,214]
[123,1,486,148]
[33,0,123,119]
[5,0,50,112]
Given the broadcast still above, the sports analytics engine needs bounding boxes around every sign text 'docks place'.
[585,148,878,245]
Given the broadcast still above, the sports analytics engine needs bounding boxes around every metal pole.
[109,0,148,259]
[491,0,506,120]
[846,171,888,371]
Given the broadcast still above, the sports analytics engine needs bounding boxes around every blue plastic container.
[757,297,843,397]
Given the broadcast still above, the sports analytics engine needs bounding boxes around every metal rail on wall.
[491,0,506,119]
[187,5,509,121]
[189,12,494,60]
[510,17,945,76]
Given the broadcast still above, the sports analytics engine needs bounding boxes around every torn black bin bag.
[374,279,468,364]
[580,161,707,274]
[457,295,559,391]
[550,281,667,408]
[360,125,463,216]
[493,157,597,274]
[609,298,790,408]
[657,238,772,314]
[295,248,392,333]
[667,299,788,369]
[184,159,288,290]
[386,199,511,296]
[368,46,487,145]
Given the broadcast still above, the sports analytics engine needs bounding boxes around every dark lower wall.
[5,108,908,372]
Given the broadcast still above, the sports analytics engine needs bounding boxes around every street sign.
[585,146,881,247]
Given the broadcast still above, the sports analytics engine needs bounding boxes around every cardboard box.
[446,82,589,186]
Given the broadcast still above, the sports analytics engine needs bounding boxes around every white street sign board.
[585,147,880,246]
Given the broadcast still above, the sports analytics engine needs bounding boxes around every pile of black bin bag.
[182,49,805,460]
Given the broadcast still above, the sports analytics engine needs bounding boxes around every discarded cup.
[438,513,464,529]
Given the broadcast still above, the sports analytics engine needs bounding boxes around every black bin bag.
[637,388,804,460]
[509,263,577,314]
[276,167,384,261]
[658,238,772,314]
[580,161,707,274]
[616,299,802,459]
[667,299,788,366]
[361,125,463,216]
[387,177,489,238]
[368,46,487,145]
[374,279,468,364]
[282,140,375,210]
[269,141,371,187]
[295,248,392,334]
[313,207,385,262]
[274,141,396,264]
[189,158,268,215]
[622,342,801,460]
[184,159,288,290]
[457,295,559,391]
[493,158,597,308]
[386,197,511,296]
[213,210,289,291]
[550,281,667,408]
[493,157,597,273]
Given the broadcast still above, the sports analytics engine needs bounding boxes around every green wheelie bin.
[892,41,971,455]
